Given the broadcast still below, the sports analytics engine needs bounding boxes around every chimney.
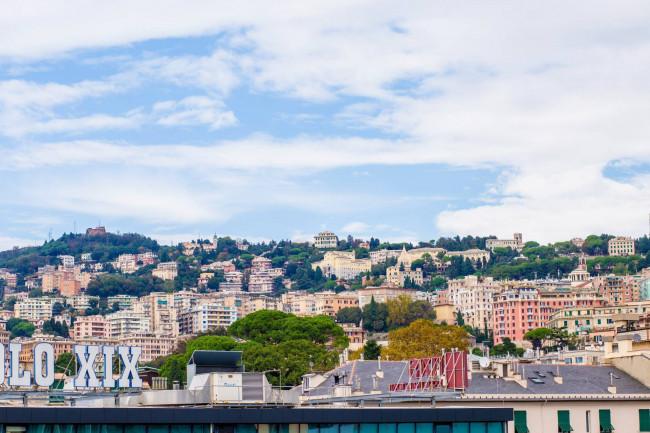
[371,374,381,394]
[554,364,563,385]
[376,356,384,379]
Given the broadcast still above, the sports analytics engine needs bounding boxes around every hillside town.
[0,228,649,371]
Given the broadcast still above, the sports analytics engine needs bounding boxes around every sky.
[1,1,650,249]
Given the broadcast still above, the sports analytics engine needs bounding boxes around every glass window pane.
[397,425,415,433]
[307,426,319,433]
[237,426,257,433]
[360,425,376,433]
[125,426,146,433]
[469,424,486,433]
[340,425,359,433]
[486,424,502,433]
[452,423,469,433]
[217,426,235,433]
[378,424,396,433]
[416,425,433,433]
[434,426,450,433]
[149,426,169,433]
[279,425,299,433]
[106,426,123,433]
[193,426,210,433]
[28,426,52,433]
[319,426,337,433]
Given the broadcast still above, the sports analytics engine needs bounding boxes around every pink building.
[493,284,605,344]
[72,315,111,339]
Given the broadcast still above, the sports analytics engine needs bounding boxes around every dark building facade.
[0,408,510,433]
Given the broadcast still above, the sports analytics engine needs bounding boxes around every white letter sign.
[9,343,30,387]
[117,346,142,388]
[33,343,55,387]
[74,345,101,388]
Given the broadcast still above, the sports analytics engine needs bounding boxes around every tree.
[363,339,382,360]
[490,338,524,357]
[362,296,388,332]
[11,321,35,339]
[456,311,465,326]
[471,347,483,356]
[336,307,363,325]
[383,320,469,360]
[167,358,184,388]
[228,310,349,351]
[55,352,77,375]
[524,327,553,350]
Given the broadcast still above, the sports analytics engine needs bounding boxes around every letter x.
[118,346,143,388]
[74,345,101,388]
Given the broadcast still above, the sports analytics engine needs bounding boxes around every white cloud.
[154,96,236,130]
[2,2,650,243]
[341,222,370,234]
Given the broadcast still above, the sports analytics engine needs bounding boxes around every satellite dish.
[633,334,642,343]
[479,357,491,368]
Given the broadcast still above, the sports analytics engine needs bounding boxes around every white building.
[105,310,151,339]
[485,233,524,252]
[179,303,238,334]
[58,255,75,268]
[311,251,371,280]
[447,275,499,330]
[14,298,63,321]
[314,231,338,249]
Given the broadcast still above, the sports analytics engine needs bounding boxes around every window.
[514,411,529,433]
[558,411,573,433]
[599,410,614,432]
[640,409,650,432]
[586,411,591,433]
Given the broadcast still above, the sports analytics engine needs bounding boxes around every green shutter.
[558,411,573,432]
[599,409,614,431]
[640,409,650,432]
[514,411,529,433]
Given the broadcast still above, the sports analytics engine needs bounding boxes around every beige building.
[486,233,524,251]
[356,286,421,309]
[311,251,371,280]
[569,255,591,284]
[445,249,490,263]
[14,298,63,320]
[369,249,402,265]
[385,265,423,287]
[314,231,338,249]
[281,291,359,317]
[608,236,635,256]
[448,275,498,330]
[118,333,175,363]
[152,262,178,280]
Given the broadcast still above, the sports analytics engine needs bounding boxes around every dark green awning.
[558,410,573,432]
[514,411,529,433]
[599,409,614,432]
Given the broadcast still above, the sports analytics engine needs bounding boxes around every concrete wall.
[611,354,650,388]
[436,399,649,433]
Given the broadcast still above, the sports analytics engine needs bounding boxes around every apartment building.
[341,323,366,351]
[58,255,75,268]
[492,283,606,343]
[108,294,137,310]
[448,275,498,330]
[67,294,100,310]
[608,236,635,256]
[106,310,151,339]
[314,231,338,249]
[152,262,178,280]
[118,333,175,363]
[356,286,421,309]
[0,270,18,288]
[251,256,272,272]
[178,303,238,334]
[548,301,650,335]
[485,233,524,251]
[248,271,275,293]
[71,315,111,339]
[132,292,179,337]
[311,251,371,280]
[385,265,424,287]
[14,298,63,320]
[17,335,74,367]
[445,249,490,263]
[593,274,643,305]
[281,291,359,317]
[369,249,402,265]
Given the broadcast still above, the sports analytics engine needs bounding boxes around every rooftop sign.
[1,343,142,388]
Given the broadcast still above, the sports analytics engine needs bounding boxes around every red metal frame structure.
[389,350,468,392]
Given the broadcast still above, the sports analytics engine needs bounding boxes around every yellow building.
[608,236,635,256]
[311,251,371,280]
